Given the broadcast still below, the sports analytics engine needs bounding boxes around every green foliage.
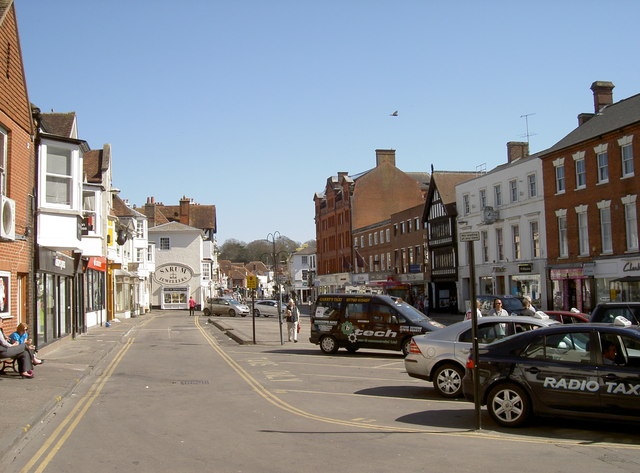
[219,236,309,263]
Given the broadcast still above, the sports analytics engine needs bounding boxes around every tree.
[219,239,247,262]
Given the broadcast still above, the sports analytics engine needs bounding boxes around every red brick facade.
[0,2,35,334]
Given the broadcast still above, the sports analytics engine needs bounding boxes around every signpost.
[246,275,258,344]
[460,231,481,430]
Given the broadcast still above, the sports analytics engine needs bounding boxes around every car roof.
[418,315,558,339]
[595,301,640,306]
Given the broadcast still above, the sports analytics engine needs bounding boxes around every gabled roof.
[112,194,144,218]
[39,112,77,138]
[542,93,640,155]
[0,1,13,24]
[430,171,478,205]
[83,146,111,184]
[148,221,202,233]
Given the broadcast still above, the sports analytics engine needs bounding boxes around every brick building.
[314,149,428,293]
[540,81,640,311]
[0,1,35,336]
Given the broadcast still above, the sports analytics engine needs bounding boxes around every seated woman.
[9,323,43,364]
[0,323,35,378]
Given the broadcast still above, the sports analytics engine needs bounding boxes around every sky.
[14,0,640,245]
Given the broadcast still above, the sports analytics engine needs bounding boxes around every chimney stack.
[179,196,190,225]
[375,149,396,167]
[506,141,529,162]
[591,81,615,113]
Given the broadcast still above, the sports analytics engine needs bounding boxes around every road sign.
[246,275,258,289]
[460,231,480,242]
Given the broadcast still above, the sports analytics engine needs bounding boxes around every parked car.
[543,310,589,324]
[476,295,525,316]
[589,302,640,325]
[203,297,250,317]
[405,315,558,398]
[462,320,640,427]
[253,300,282,317]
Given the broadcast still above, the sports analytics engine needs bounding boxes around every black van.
[310,294,445,355]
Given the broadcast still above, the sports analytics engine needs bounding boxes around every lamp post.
[266,232,285,345]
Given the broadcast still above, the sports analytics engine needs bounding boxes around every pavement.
[0,308,462,463]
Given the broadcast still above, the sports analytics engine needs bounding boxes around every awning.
[612,276,640,283]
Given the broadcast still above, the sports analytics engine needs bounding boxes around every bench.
[0,356,17,374]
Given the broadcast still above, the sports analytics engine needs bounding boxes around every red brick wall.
[542,124,640,263]
[0,4,36,335]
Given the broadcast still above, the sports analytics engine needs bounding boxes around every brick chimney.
[179,196,191,225]
[506,141,529,162]
[375,149,396,167]
[578,113,595,126]
[591,81,615,113]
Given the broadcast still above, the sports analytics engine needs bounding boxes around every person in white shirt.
[487,299,509,317]
[465,299,483,320]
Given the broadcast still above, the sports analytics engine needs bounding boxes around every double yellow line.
[20,338,135,473]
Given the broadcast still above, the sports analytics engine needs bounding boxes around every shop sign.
[622,259,640,274]
[154,263,193,285]
[38,249,75,276]
[87,257,107,272]
[518,263,532,273]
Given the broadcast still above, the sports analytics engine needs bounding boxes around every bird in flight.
[390,111,398,116]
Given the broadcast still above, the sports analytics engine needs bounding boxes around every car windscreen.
[393,300,433,322]
[502,298,524,312]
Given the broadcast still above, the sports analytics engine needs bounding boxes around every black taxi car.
[462,321,640,427]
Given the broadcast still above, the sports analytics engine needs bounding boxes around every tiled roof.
[83,149,104,183]
[0,1,12,24]
[40,112,76,137]
[112,195,138,218]
[148,221,202,232]
[542,93,640,155]
[431,171,479,205]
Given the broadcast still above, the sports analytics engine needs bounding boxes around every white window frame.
[463,194,470,215]
[159,237,170,250]
[386,229,390,242]
[479,188,487,209]
[573,151,586,189]
[511,224,520,260]
[622,195,639,251]
[82,189,101,236]
[201,262,211,280]
[527,174,537,198]
[494,184,503,207]
[553,158,565,194]
[595,144,609,184]
[41,142,81,209]
[496,228,504,261]
[576,205,589,256]
[481,231,489,263]
[530,221,540,258]
[0,126,7,195]
[598,200,612,254]
[556,209,568,258]
[619,135,634,178]
[509,179,518,203]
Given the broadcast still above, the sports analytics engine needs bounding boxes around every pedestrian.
[520,298,536,317]
[285,299,299,343]
[0,321,37,378]
[465,299,483,320]
[522,295,536,312]
[188,296,196,316]
[9,323,43,364]
[487,298,509,316]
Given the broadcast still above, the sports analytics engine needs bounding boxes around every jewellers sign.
[154,263,194,285]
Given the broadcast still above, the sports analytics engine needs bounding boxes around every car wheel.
[487,382,531,427]
[433,363,464,398]
[319,335,339,354]
[254,309,261,317]
[203,308,211,317]
[401,338,412,356]
[229,309,236,317]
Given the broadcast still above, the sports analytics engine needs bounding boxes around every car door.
[597,332,640,418]
[518,329,599,414]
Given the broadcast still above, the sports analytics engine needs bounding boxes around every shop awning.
[612,276,640,282]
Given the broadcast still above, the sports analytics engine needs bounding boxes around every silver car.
[203,297,250,317]
[253,300,282,317]
[404,316,558,398]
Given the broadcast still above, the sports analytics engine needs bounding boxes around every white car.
[404,315,559,398]
[253,300,282,317]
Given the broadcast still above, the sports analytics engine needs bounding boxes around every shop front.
[592,257,640,304]
[550,266,594,313]
[36,249,79,346]
[84,256,106,328]
[316,272,351,294]
[152,263,198,310]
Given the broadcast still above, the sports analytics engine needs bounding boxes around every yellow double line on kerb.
[20,338,135,473]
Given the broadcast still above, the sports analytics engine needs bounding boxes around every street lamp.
[266,232,285,345]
